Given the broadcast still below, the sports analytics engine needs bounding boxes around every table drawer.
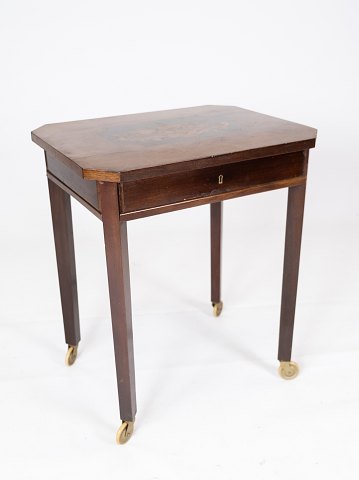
[120,151,306,214]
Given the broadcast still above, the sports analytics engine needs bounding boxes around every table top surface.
[32,105,317,182]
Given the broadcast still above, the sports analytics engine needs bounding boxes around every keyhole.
[218,174,224,185]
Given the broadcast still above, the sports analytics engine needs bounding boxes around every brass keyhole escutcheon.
[218,174,224,185]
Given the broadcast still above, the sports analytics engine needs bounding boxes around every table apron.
[45,150,308,222]
[46,152,102,220]
[119,151,308,220]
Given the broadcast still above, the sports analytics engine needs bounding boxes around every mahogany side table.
[31,106,317,444]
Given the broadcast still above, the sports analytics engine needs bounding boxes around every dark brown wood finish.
[119,175,305,222]
[32,105,317,441]
[48,178,81,347]
[46,152,99,210]
[211,202,222,305]
[278,180,307,361]
[31,106,317,182]
[99,182,137,422]
[47,172,102,220]
[120,151,306,214]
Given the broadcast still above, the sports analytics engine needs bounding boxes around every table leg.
[211,202,223,317]
[48,179,80,366]
[278,183,306,379]
[99,182,137,444]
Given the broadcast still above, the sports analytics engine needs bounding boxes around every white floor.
[1,200,359,480]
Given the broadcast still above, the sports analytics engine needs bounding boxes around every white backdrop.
[1,1,359,479]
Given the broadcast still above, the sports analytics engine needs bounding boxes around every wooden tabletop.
[32,105,317,182]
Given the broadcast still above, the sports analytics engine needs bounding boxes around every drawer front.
[120,152,306,214]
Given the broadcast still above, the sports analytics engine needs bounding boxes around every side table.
[31,105,317,444]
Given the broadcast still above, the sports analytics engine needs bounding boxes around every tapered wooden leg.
[211,202,223,316]
[278,183,306,362]
[99,182,137,424]
[48,178,80,348]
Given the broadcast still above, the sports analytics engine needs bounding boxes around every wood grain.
[211,202,222,304]
[99,182,137,422]
[119,175,306,221]
[48,178,81,347]
[120,151,306,214]
[278,177,307,361]
[46,152,99,209]
[46,172,102,220]
[32,105,317,182]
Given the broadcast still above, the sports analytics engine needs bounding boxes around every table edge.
[32,132,316,183]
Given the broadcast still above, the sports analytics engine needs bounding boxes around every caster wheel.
[116,421,134,445]
[278,361,299,380]
[65,345,78,366]
[212,301,223,317]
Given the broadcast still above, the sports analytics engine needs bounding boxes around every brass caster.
[212,301,223,317]
[278,361,299,380]
[65,345,78,366]
[116,420,134,445]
